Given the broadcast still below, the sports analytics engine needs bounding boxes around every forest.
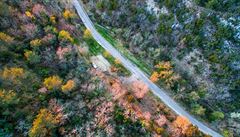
[0,0,214,137]
[82,0,240,136]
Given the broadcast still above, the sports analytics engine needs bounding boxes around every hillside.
[82,0,240,136]
[0,0,214,137]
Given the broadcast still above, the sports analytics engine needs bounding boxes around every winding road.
[72,0,222,136]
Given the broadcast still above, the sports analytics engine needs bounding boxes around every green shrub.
[210,111,225,121]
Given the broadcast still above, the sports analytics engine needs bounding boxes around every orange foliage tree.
[61,80,75,92]
[150,61,179,87]
[150,71,159,82]
[173,116,191,134]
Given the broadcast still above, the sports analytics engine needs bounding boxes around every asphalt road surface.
[72,0,222,136]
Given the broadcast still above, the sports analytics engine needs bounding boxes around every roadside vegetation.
[0,0,237,136]
[83,0,240,136]
[96,24,152,75]
[83,28,131,76]
[0,1,141,136]
[0,1,209,136]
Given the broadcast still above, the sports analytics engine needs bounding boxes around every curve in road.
[72,0,222,136]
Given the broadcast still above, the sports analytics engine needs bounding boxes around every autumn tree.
[185,125,202,137]
[150,71,159,82]
[155,115,167,127]
[24,50,40,64]
[114,59,121,65]
[63,9,75,20]
[22,23,38,38]
[1,67,25,83]
[61,80,75,92]
[0,32,14,43]
[30,39,41,48]
[32,4,47,17]
[83,29,92,39]
[50,16,56,24]
[173,116,191,134]
[131,80,148,99]
[25,11,34,19]
[56,46,71,60]
[0,89,17,107]
[58,30,74,43]
[29,109,59,137]
[103,51,110,58]
[150,61,179,87]
[43,76,62,90]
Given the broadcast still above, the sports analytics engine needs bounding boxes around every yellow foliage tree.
[185,125,202,137]
[63,10,75,20]
[50,16,56,24]
[61,80,75,92]
[0,32,14,43]
[58,30,74,43]
[83,29,92,39]
[0,89,16,105]
[43,76,62,90]
[1,67,25,82]
[115,59,121,64]
[155,61,172,70]
[29,109,58,137]
[24,50,33,59]
[30,39,41,47]
[103,51,110,58]
[24,50,40,63]
[25,11,34,19]
[158,70,173,79]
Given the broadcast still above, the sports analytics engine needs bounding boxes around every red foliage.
[22,23,37,38]
[94,101,115,135]
[32,4,47,17]
[155,115,167,127]
[131,80,149,99]
[48,99,66,125]
[143,111,151,121]
[38,87,48,94]
[56,46,71,60]
[58,19,76,34]
[20,1,32,11]
[41,33,56,45]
